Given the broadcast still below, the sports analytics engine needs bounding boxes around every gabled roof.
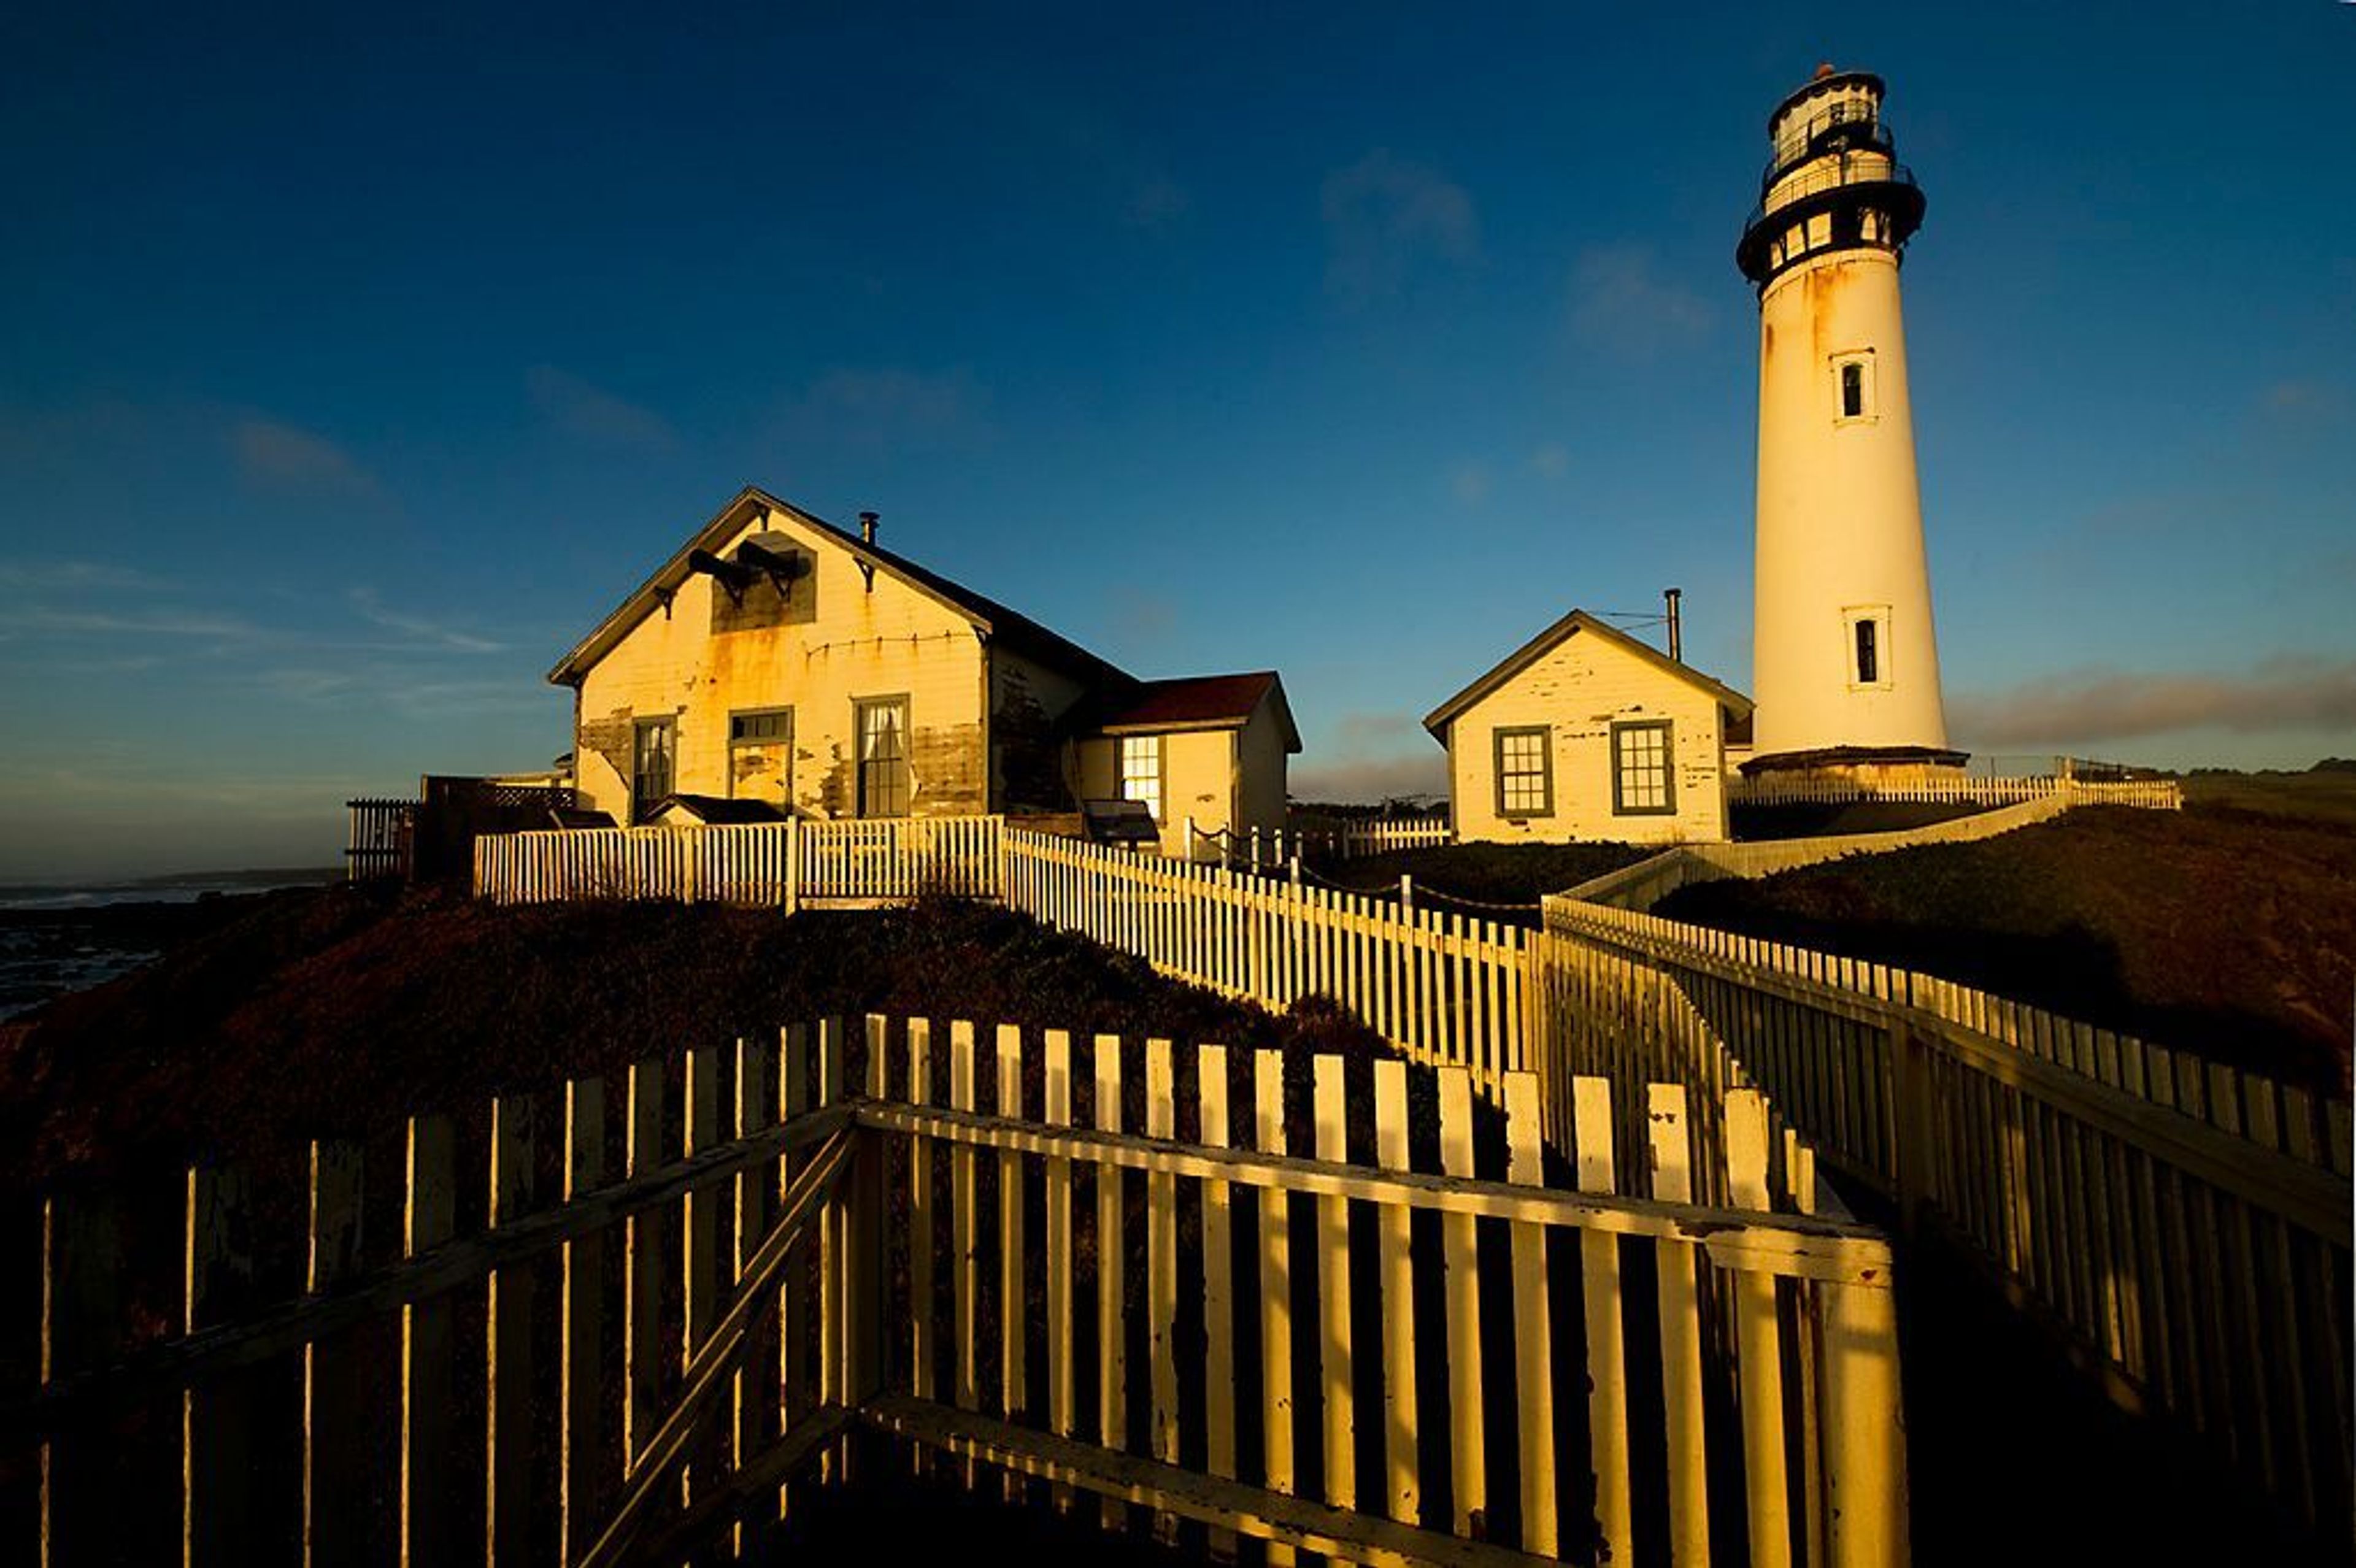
[1421,609,1754,740]
[548,485,1134,690]
[1087,671,1302,752]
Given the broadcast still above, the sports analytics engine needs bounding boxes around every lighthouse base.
[1739,745,1971,790]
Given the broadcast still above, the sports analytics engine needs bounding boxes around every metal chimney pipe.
[858,510,879,545]
[1664,586,1684,662]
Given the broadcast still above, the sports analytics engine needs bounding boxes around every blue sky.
[3,3,2352,876]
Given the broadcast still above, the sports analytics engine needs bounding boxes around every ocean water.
[0,870,337,1021]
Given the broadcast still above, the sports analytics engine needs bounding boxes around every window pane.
[1841,362,1864,418]
[857,701,910,816]
[1120,736,1163,820]
[1613,724,1671,813]
[1496,729,1548,814]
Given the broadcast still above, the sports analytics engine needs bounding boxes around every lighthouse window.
[1611,721,1676,817]
[1494,727,1553,817]
[1833,353,1875,423]
[1844,605,1894,689]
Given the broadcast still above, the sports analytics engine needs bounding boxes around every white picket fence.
[1001,828,1526,1100]
[1731,772,2183,809]
[1188,817,1453,870]
[474,816,1003,907]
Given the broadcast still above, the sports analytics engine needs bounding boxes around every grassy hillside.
[1312,840,1653,910]
[1655,804,2355,1088]
[0,886,1394,1199]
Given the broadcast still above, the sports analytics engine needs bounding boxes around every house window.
[631,716,676,823]
[1493,726,1552,818]
[1611,720,1675,816]
[728,707,792,801]
[855,696,911,818]
[1119,735,1165,823]
[731,709,790,745]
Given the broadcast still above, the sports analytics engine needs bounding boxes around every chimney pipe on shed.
[858,510,879,546]
[1664,587,1684,663]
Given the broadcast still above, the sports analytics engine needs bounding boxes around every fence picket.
[400,1116,456,1568]
[1197,1043,1239,1556]
[306,1142,368,1568]
[1044,1029,1076,1508]
[1372,1060,1419,1526]
[1094,1032,1128,1534]
[558,1081,605,1566]
[183,1165,255,1568]
[623,1058,666,1479]
[1503,1072,1557,1556]
[1255,1048,1299,1567]
[486,1095,537,1564]
[1573,1077,1631,1564]
[1313,1056,1357,1513]
[998,1024,1029,1447]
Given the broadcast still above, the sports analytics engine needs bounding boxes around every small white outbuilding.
[1422,610,1754,845]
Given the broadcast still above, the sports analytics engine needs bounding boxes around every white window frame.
[1118,734,1166,823]
[1844,605,1894,690]
[1831,349,1877,425]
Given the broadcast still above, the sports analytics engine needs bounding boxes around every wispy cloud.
[251,664,552,720]
[527,366,679,452]
[0,560,177,593]
[1125,177,1191,232]
[1293,712,1448,805]
[4,606,261,639]
[777,367,992,453]
[231,417,380,496]
[348,588,506,653]
[1106,585,1177,645]
[1320,152,1479,308]
[1951,657,2356,745]
[1449,461,1492,507]
[1567,243,1713,359]
[1528,443,1571,480]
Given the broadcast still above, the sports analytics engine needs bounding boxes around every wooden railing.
[867,1019,1903,1568]
[343,796,415,880]
[1002,828,1526,1101]
[1542,895,2355,1538]
[473,815,1004,907]
[8,1016,1906,1567]
[18,1032,866,1566]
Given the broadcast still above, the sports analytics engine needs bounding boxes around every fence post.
[1399,874,1414,915]
[1822,1266,1909,1568]
[1888,1018,1934,1234]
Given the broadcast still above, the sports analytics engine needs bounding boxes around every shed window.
[631,716,675,823]
[1494,727,1553,817]
[855,697,910,818]
[1611,721,1676,816]
[1119,735,1165,823]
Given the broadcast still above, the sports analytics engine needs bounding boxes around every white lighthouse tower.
[1739,66,1958,773]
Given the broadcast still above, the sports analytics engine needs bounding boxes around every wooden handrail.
[853,1101,1895,1287]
